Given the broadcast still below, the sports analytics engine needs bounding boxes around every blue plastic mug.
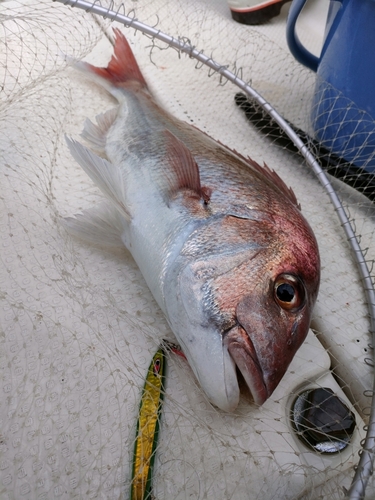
[286,0,375,172]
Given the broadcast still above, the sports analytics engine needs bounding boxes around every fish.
[65,28,320,412]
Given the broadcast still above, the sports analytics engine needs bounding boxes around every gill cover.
[163,227,264,412]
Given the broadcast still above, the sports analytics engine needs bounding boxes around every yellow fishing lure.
[131,348,166,500]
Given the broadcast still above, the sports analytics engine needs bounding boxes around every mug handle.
[286,0,319,72]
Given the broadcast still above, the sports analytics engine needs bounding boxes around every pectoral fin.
[163,129,211,203]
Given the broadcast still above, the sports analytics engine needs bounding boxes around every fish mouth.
[223,325,268,406]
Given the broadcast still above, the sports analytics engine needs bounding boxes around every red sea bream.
[65,29,320,412]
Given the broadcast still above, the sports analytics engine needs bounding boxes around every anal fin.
[80,107,118,153]
[66,136,131,221]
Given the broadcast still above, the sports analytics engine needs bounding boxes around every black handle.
[235,92,375,203]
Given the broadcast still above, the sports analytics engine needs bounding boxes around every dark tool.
[235,92,375,203]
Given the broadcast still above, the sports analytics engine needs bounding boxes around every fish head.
[164,211,320,411]
[224,264,319,406]
[221,210,320,407]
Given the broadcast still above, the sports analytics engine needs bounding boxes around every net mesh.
[1,0,375,499]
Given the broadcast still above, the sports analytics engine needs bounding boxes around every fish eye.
[274,274,305,311]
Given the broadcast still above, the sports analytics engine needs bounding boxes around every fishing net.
[1,0,375,498]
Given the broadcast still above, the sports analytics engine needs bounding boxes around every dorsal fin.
[189,125,300,209]
[224,142,301,209]
[164,129,211,203]
[244,156,301,210]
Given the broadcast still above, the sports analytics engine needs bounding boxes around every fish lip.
[223,324,268,406]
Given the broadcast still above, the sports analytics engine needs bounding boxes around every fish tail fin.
[77,28,147,90]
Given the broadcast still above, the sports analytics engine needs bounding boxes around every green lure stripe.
[130,348,166,500]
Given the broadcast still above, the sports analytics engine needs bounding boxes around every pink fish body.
[66,29,320,412]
